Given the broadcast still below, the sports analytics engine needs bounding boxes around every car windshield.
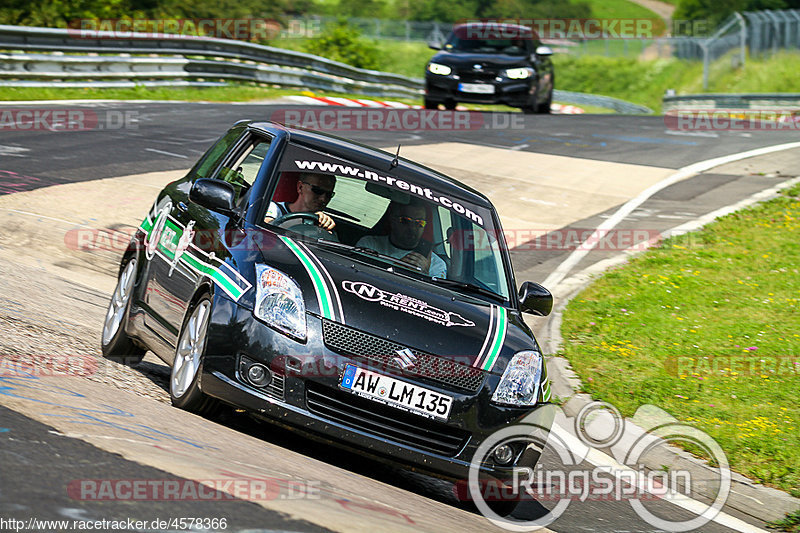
[445,34,530,55]
[260,143,513,301]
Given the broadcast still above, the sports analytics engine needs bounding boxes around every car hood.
[431,51,530,69]
[251,234,538,374]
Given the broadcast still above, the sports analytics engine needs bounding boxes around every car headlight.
[504,67,534,79]
[427,62,452,76]
[253,264,306,342]
[491,350,543,406]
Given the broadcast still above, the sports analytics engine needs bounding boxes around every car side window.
[192,126,245,180]
[218,139,271,206]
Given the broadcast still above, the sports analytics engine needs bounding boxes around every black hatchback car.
[101,121,555,512]
[425,22,554,113]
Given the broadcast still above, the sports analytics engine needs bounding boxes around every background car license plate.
[458,83,495,94]
[340,364,453,421]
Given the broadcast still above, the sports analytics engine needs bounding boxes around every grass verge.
[770,509,800,532]
[561,182,800,497]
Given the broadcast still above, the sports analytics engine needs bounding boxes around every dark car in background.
[101,120,555,514]
[425,22,554,113]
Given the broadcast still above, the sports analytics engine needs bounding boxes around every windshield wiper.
[314,239,421,271]
[428,277,505,303]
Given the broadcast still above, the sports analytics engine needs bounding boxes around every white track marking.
[543,141,800,289]
[144,147,188,159]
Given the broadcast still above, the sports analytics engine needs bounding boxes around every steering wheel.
[272,212,320,227]
[272,212,339,241]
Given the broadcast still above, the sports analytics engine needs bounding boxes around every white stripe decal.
[474,305,496,368]
[298,241,344,322]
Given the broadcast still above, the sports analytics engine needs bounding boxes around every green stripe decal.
[180,253,244,299]
[280,236,334,320]
[542,382,551,402]
[140,215,154,234]
[481,306,508,372]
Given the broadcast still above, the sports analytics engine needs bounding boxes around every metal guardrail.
[553,90,653,114]
[0,24,653,112]
[663,93,800,112]
[0,24,424,98]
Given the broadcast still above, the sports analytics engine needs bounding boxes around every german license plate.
[458,83,495,94]
[340,364,453,421]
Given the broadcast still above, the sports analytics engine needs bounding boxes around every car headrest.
[272,172,300,203]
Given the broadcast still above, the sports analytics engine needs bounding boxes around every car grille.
[321,319,485,393]
[457,72,498,83]
[306,382,470,457]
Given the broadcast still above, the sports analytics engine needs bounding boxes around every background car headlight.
[253,264,306,341]
[427,62,452,76]
[504,67,534,79]
[491,350,543,406]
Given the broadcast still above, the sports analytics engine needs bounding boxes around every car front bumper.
[199,295,555,483]
[425,74,536,107]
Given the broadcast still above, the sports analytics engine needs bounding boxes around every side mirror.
[535,45,554,56]
[428,40,442,50]
[189,178,236,215]
[518,281,553,316]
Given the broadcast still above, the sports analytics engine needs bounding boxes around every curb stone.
[535,181,800,525]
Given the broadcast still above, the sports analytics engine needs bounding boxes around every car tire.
[444,100,457,110]
[101,259,145,365]
[485,499,520,517]
[170,296,220,417]
[424,98,441,110]
[536,89,553,114]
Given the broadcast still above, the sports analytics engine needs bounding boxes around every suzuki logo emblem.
[393,348,417,370]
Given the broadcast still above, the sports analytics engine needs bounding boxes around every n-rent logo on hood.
[342,281,475,328]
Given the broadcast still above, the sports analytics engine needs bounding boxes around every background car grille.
[321,319,485,392]
[306,382,470,457]
[457,72,498,83]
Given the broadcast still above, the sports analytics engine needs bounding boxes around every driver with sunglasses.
[265,173,337,231]
[356,200,447,277]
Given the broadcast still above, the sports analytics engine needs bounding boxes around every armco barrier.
[0,24,423,98]
[663,93,800,112]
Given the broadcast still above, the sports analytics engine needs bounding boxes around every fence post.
[735,12,746,67]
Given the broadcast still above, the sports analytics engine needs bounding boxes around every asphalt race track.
[1,101,799,533]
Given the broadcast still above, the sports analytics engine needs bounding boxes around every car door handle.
[177,201,188,212]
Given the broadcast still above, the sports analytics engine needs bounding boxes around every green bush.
[303,20,383,70]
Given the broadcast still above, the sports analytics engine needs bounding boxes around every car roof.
[249,121,494,208]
